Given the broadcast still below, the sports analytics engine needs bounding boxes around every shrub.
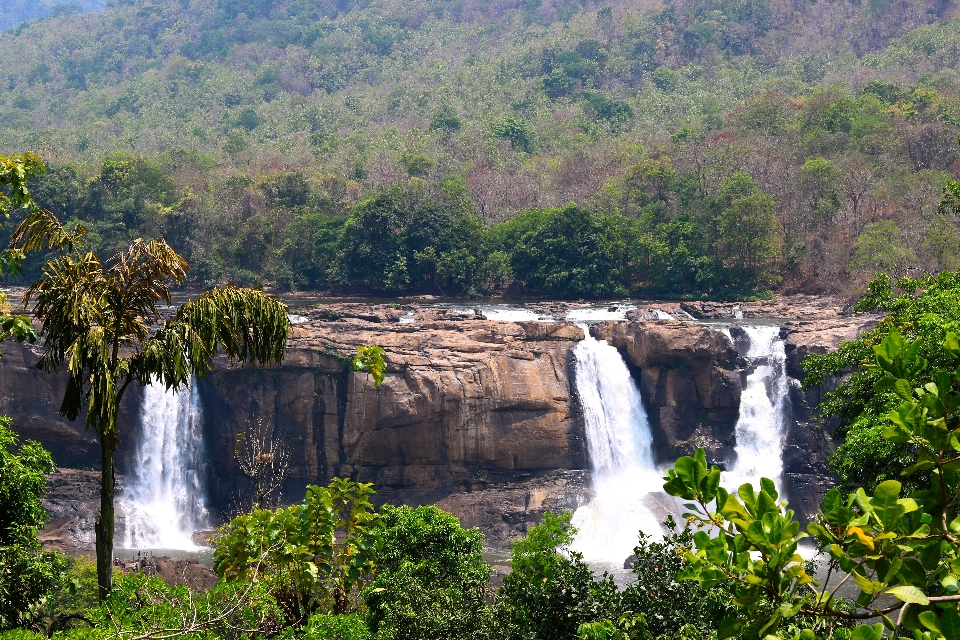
[0,416,66,631]
[364,505,492,640]
[620,516,733,638]
[302,613,371,640]
[214,478,380,622]
[496,512,619,640]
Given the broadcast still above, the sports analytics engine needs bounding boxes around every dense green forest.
[3,0,960,296]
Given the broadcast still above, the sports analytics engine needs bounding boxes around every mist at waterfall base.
[570,323,793,568]
[119,380,210,552]
[570,326,665,566]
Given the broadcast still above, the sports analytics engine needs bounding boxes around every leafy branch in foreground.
[665,327,960,640]
[214,478,381,623]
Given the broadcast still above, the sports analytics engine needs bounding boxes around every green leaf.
[869,480,904,531]
[718,614,743,640]
[885,585,930,605]
[853,570,879,594]
[851,623,884,640]
[919,611,942,635]
[942,607,960,640]
[894,378,914,400]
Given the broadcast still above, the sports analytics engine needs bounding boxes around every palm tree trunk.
[96,429,116,600]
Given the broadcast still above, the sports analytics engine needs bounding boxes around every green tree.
[496,512,619,640]
[620,516,732,638]
[0,154,46,348]
[490,118,534,153]
[661,326,960,640]
[11,210,291,600]
[597,158,678,218]
[923,215,960,271]
[364,505,493,640]
[509,204,631,298]
[712,172,780,290]
[0,417,66,630]
[332,187,483,294]
[214,478,381,622]
[849,221,917,278]
[800,157,842,223]
[804,270,960,491]
[635,213,718,296]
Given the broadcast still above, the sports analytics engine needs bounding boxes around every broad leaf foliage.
[665,328,960,640]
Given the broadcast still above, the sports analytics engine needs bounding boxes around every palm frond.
[175,286,290,368]
[11,208,86,254]
[132,287,290,388]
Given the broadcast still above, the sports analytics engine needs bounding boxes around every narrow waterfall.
[570,325,664,565]
[726,326,790,496]
[121,380,209,550]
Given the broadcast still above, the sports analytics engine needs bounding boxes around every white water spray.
[570,325,664,564]
[121,380,209,550]
[726,326,790,496]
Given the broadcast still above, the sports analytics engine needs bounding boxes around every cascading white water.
[570,325,664,564]
[120,380,209,550]
[726,326,789,496]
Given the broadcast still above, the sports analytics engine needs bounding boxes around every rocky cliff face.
[0,340,141,469]
[779,317,879,520]
[0,299,879,549]
[197,309,589,524]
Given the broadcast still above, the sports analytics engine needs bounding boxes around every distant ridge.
[1,0,106,32]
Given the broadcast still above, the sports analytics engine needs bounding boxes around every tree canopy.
[803,270,960,492]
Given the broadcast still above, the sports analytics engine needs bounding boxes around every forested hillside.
[2,0,960,296]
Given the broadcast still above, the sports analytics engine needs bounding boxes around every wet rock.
[41,469,125,553]
[434,470,591,547]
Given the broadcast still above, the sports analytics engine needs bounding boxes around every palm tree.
[12,210,291,600]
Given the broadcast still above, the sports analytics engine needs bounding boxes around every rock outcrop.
[779,316,881,520]
[0,341,142,469]
[591,320,742,468]
[40,469,128,553]
[198,309,588,520]
[0,298,881,549]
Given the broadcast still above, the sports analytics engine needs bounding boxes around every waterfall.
[570,325,664,565]
[726,326,789,496]
[120,380,209,550]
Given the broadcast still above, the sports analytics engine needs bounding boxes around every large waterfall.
[570,325,664,565]
[726,326,790,495]
[121,380,210,550]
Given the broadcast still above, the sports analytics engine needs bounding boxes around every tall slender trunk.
[96,428,117,600]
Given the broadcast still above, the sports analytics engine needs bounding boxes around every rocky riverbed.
[0,295,879,553]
